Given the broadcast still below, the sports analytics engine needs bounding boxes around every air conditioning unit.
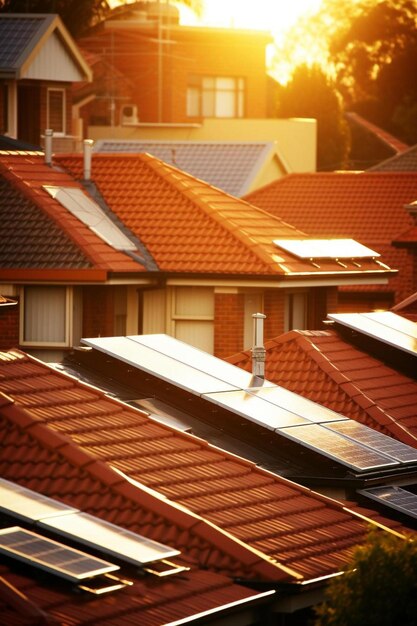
[121,104,139,125]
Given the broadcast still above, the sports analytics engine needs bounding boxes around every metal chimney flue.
[44,129,53,166]
[83,139,94,181]
[251,313,266,379]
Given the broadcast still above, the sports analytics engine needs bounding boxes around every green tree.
[276,64,350,171]
[314,529,417,626]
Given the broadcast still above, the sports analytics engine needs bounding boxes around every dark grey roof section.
[0,14,54,77]
[0,134,41,151]
[0,177,92,269]
[368,144,417,172]
[94,140,275,197]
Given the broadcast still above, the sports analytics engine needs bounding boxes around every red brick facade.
[82,286,116,338]
[264,290,286,340]
[0,300,19,350]
[79,23,271,127]
[214,292,244,358]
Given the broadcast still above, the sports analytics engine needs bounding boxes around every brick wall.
[82,286,115,337]
[263,290,285,340]
[214,292,244,358]
[0,300,19,350]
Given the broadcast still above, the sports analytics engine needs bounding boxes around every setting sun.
[177,0,323,35]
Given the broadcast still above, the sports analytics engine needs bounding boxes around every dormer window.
[47,87,65,135]
[187,75,245,118]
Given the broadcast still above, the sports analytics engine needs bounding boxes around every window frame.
[46,87,66,136]
[20,285,73,348]
[187,75,245,119]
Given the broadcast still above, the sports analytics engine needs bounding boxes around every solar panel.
[40,512,180,566]
[244,386,348,424]
[359,486,417,520]
[132,334,274,389]
[278,424,399,472]
[43,186,137,251]
[203,389,309,430]
[81,336,240,395]
[0,527,118,581]
[328,311,417,356]
[0,478,77,522]
[274,239,380,260]
[325,421,417,463]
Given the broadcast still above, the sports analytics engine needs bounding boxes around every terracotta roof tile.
[54,153,394,280]
[245,171,417,301]
[0,348,410,588]
[227,329,417,447]
[0,151,146,279]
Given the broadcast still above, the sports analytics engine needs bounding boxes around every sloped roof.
[0,399,268,625]
[94,140,287,196]
[55,153,394,281]
[0,348,408,586]
[226,329,417,448]
[245,172,417,300]
[369,143,417,172]
[0,151,147,281]
[0,13,91,81]
[346,112,409,156]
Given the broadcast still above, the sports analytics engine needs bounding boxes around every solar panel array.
[359,486,417,520]
[82,334,417,474]
[328,311,417,357]
[0,479,179,567]
[41,512,179,566]
[0,527,118,582]
[274,239,380,260]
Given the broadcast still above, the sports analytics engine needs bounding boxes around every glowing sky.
[177,0,323,36]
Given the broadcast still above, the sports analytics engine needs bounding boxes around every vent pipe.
[44,129,53,166]
[251,313,266,379]
[83,139,94,181]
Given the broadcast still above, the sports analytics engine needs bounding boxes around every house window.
[172,287,214,353]
[47,88,65,134]
[187,76,245,118]
[21,286,71,347]
[285,292,308,332]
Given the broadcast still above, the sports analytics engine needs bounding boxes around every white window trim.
[47,87,66,136]
[20,286,73,348]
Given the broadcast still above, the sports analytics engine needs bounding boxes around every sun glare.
[177,0,323,34]
[176,0,324,81]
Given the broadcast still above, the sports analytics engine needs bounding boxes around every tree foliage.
[0,0,111,36]
[314,529,417,626]
[0,0,203,37]
[275,64,350,171]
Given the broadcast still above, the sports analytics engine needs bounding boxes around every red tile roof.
[0,151,146,281]
[227,329,417,448]
[54,153,394,281]
[244,172,417,301]
[0,349,409,589]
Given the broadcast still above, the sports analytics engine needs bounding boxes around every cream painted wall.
[87,117,317,173]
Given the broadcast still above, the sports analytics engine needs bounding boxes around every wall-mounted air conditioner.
[121,104,139,125]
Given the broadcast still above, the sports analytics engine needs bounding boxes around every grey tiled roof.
[0,14,52,73]
[0,178,92,269]
[369,144,417,172]
[94,140,274,196]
